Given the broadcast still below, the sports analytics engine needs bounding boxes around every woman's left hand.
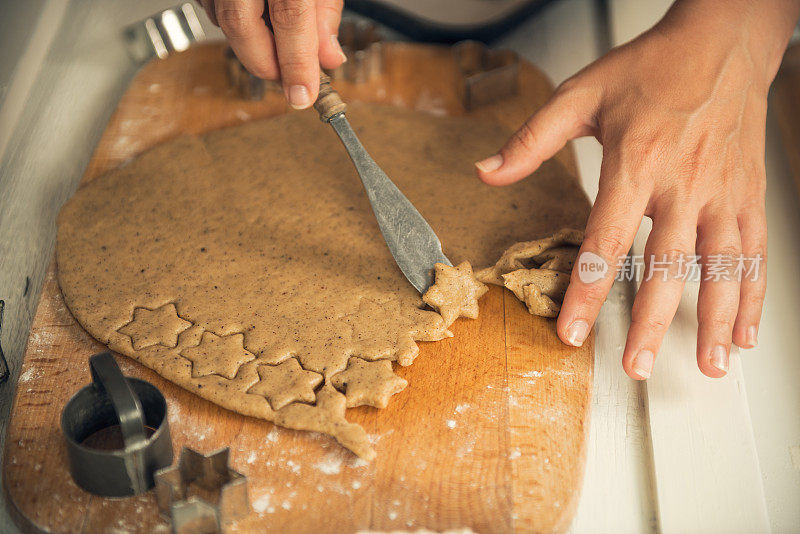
[475,0,799,379]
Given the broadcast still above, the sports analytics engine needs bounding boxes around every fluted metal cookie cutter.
[125,3,206,63]
[155,447,250,533]
[453,40,520,111]
[329,19,384,84]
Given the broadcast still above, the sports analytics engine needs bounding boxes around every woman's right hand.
[198,0,346,108]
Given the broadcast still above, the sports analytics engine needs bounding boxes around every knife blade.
[327,111,452,293]
[259,8,451,293]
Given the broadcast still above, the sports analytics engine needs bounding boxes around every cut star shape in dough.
[247,358,323,410]
[423,261,488,327]
[331,357,408,409]
[180,331,255,379]
[342,298,452,367]
[118,303,192,350]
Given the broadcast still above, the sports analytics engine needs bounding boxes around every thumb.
[476,82,597,186]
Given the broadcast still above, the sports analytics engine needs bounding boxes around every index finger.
[269,0,320,109]
[216,0,279,79]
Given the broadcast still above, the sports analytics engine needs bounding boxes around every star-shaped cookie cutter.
[154,447,249,533]
[453,40,520,111]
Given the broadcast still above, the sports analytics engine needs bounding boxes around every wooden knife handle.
[314,73,347,122]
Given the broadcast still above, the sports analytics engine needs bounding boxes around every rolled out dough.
[56,103,590,459]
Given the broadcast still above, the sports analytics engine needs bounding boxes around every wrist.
[659,0,800,86]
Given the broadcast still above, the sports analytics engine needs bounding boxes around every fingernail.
[632,350,654,379]
[746,325,758,347]
[710,345,729,373]
[475,154,504,173]
[331,34,347,63]
[565,320,589,347]
[288,85,311,109]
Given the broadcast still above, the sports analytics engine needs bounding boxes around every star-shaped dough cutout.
[342,298,451,366]
[423,261,488,327]
[247,358,323,410]
[118,303,192,350]
[180,331,255,379]
[331,357,408,408]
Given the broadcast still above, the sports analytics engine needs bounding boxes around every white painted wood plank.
[611,1,772,531]
[740,101,800,533]
[631,221,770,534]
[645,287,771,533]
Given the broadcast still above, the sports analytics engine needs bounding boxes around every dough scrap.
[533,247,578,273]
[476,228,584,285]
[331,357,408,409]
[479,229,584,317]
[422,262,488,327]
[501,268,569,302]
[118,303,192,350]
[522,284,562,317]
[248,358,323,410]
[56,104,590,458]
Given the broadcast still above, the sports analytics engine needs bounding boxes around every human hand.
[475,0,800,379]
[198,0,346,108]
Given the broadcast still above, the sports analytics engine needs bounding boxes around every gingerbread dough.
[478,229,584,317]
[56,103,590,459]
[422,262,488,327]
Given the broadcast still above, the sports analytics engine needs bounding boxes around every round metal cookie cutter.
[61,352,173,497]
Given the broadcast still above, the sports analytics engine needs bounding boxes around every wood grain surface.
[2,42,593,534]
[774,43,800,198]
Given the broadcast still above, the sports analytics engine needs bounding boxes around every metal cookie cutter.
[61,352,173,497]
[453,40,520,111]
[329,19,384,84]
[155,447,249,534]
[125,3,206,63]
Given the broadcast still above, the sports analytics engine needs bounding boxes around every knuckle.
[216,6,253,37]
[741,291,765,309]
[571,281,607,309]
[270,0,312,29]
[633,136,667,171]
[631,313,669,333]
[277,53,314,75]
[587,224,629,260]
[319,0,344,18]
[655,247,692,264]
[509,121,539,156]
[701,313,733,331]
[704,245,741,260]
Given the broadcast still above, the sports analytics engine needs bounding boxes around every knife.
[313,77,452,293]
[260,11,451,293]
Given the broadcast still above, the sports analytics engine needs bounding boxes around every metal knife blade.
[329,113,452,293]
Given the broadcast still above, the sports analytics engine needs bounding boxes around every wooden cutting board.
[2,42,593,534]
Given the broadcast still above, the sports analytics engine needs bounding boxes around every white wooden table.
[0,1,797,532]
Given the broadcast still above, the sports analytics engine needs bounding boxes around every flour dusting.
[314,454,342,475]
